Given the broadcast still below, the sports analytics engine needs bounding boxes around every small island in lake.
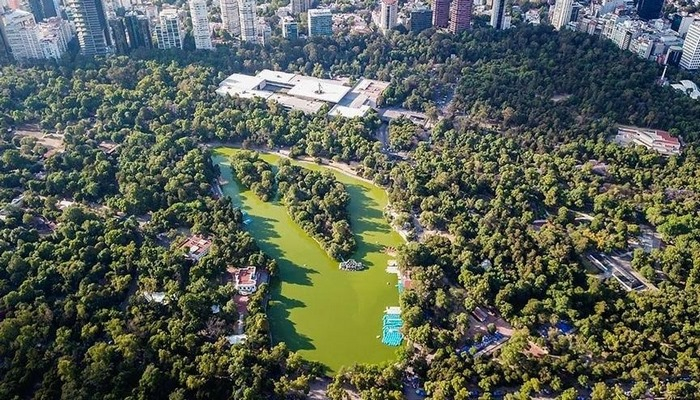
[339,259,365,271]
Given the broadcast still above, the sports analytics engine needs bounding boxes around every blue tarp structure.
[241,211,252,225]
[382,310,403,346]
[458,332,505,354]
[539,320,575,338]
[555,320,574,334]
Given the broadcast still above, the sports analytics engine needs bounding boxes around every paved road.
[376,122,389,150]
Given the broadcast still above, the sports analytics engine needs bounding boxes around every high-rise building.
[155,7,183,49]
[281,16,298,39]
[610,21,633,50]
[432,0,449,28]
[680,23,700,70]
[0,25,10,63]
[0,9,42,59]
[108,17,129,53]
[665,45,683,66]
[0,10,68,60]
[291,0,309,14]
[490,0,509,29]
[66,0,111,56]
[42,0,56,18]
[5,0,21,9]
[255,18,269,44]
[238,0,255,42]
[142,4,158,20]
[550,0,573,30]
[670,14,697,37]
[124,12,152,49]
[448,0,472,33]
[36,16,71,58]
[569,3,582,23]
[307,8,331,36]
[220,0,239,35]
[23,0,57,21]
[636,0,663,20]
[24,0,42,17]
[378,0,397,31]
[189,0,212,49]
[408,4,432,33]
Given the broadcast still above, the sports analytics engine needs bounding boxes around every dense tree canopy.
[229,150,275,201]
[1,22,700,399]
[276,160,356,260]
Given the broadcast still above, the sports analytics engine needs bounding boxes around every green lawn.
[212,148,405,372]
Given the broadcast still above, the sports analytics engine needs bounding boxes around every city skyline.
[2,0,700,395]
[0,0,696,73]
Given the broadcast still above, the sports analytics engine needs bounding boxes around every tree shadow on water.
[249,215,318,286]
[277,259,318,286]
[346,184,389,233]
[267,293,316,352]
[345,183,392,267]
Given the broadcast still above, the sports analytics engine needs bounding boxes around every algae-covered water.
[212,148,404,372]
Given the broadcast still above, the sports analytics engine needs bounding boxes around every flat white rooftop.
[268,93,326,113]
[671,80,700,100]
[287,80,351,103]
[328,104,371,118]
[257,69,297,84]
[216,74,268,98]
[216,70,388,116]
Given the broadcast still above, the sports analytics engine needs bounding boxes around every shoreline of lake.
[212,147,405,372]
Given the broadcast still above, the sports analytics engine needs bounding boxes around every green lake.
[212,147,405,372]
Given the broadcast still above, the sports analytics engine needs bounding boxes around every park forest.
[0,24,700,399]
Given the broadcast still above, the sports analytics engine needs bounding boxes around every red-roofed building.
[616,126,682,155]
[401,276,413,290]
[227,266,260,295]
[180,235,213,261]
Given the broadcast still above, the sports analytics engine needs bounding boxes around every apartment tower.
[189,0,213,49]
[220,0,239,34]
[432,0,449,28]
[448,0,472,33]
[551,0,573,30]
[66,0,111,55]
[238,0,256,42]
[155,7,183,49]
[307,8,332,36]
[379,0,398,31]
[490,0,509,29]
[680,23,700,70]
[291,0,310,14]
